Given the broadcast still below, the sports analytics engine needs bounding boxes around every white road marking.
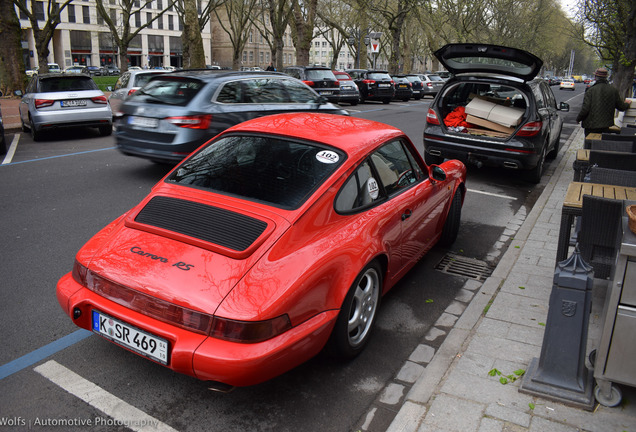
[466,188,517,200]
[34,360,178,432]
[2,134,20,165]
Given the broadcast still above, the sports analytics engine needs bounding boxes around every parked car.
[108,69,167,114]
[64,65,88,74]
[26,63,61,76]
[585,80,596,91]
[56,112,467,389]
[346,69,395,104]
[19,73,112,141]
[86,65,103,76]
[392,76,413,101]
[129,66,143,71]
[419,73,445,97]
[283,66,340,103]
[403,74,424,100]
[333,70,360,105]
[114,70,349,163]
[103,65,121,76]
[422,43,570,183]
[560,78,575,91]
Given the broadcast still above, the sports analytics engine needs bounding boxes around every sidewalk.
[383,128,636,432]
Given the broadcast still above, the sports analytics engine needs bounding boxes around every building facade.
[18,0,296,71]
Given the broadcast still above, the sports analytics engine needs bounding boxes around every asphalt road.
[0,86,584,432]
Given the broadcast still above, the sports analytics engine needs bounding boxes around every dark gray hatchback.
[423,43,569,183]
[115,70,348,163]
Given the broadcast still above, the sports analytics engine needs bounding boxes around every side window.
[217,81,242,103]
[371,140,424,195]
[534,85,546,109]
[285,68,301,79]
[541,83,557,108]
[243,78,285,103]
[335,160,384,213]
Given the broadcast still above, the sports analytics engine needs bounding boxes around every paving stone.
[418,394,484,432]
[397,361,425,384]
[424,327,446,342]
[380,382,405,405]
[528,416,578,432]
[477,417,504,432]
[485,403,531,427]
[446,300,466,316]
[435,312,459,328]
[409,344,436,364]
[455,288,475,303]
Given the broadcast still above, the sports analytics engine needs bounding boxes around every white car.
[559,79,575,90]
[108,69,167,114]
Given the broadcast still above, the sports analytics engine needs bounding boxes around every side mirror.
[559,101,570,112]
[430,165,446,182]
[106,85,113,91]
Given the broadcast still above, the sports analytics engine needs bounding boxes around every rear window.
[168,135,345,209]
[427,75,444,82]
[442,82,527,111]
[334,72,352,80]
[133,77,205,106]
[368,72,392,80]
[40,76,98,92]
[133,73,161,87]
[306,69,337,81]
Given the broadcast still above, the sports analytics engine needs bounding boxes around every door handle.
[401,209,412,221]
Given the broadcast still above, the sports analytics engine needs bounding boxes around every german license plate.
[129,116,159,128]
[92,310,169,365]
[399,84,408,88]
[378,83,390,88]
[319,90,332,95]
[342,86,353,90]
[61,99,87,107]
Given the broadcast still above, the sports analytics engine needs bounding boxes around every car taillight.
[303,80,315,87]
[166,114,212,129]
[390,80,395,84]
[363,79,376,84]
[35,99,55,109]
[79,263,213,334]
[426,108,440,125]
[516,121,542,137]
[334,80,340,86]
[128,88,138,96]
[210,315,292,343]
[426,82,433,87]
[91,95,108,104]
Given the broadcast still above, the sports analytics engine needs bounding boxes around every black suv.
[283,66,340,103]
[346,69,395,104]
[423,43,569,183]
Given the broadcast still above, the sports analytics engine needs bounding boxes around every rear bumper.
[424,127,540,170]
[57,273,339,387]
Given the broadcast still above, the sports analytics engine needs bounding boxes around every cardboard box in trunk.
[465,97,524,128]
[466,115,515,135]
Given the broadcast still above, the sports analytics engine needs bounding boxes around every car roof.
[221,113,405,160]
[155,69,289,81]
[434,43,542,81]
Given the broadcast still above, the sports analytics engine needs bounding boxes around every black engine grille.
[135,196,268,252]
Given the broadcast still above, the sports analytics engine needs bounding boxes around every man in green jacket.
[576,68,631,137]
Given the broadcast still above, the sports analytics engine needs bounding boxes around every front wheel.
[328,262,382,359]
[438,189,462,246]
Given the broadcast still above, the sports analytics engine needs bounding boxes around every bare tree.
[290,0,318,66]
[251,0,292,71]
[576,0,636,97]
[214,0,258,70]
[174,0,227,68]
[13,0,75,73]
[95,0,176,73]
[0,0,27,94]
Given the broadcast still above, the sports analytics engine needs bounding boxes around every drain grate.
[435,253,494,281]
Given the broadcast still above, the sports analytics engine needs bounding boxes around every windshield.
[168,135,346,209]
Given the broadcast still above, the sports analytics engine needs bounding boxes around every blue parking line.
[0,147,116,167]
[0,329,92,380]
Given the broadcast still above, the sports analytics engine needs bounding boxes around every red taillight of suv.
[166,114,212,129]
[362,79,376,84]
[516,121,542,137]
[128,88,138,96]
[303,80,315,87]
[426,108,440,125]
[35,99,55,109]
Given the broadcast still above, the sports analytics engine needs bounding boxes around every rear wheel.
[525,145,546,184]
[328,262,382,359]
[30,120,41,142]
[99,125,112,136]
[382,98,391,104]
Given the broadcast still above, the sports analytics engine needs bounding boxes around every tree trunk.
[0,0,27,94]
[183,0,205,68]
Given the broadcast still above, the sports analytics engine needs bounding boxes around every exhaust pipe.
[207,381,236,393]
[503,161,519,169]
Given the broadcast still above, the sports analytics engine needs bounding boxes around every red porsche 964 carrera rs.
[57,112,466,389]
